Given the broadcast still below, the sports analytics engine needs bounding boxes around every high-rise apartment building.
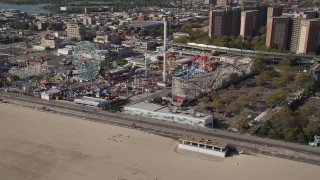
[267,7,283,18]
[257,5,268,28]
[228,6,241,36]
[209,8,241,37]
[296,19,320,54]
[240,10,259,37]
[266,17,290,50]
[208,10,226,37]
[289,11,318,52]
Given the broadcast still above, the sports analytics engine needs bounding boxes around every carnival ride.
[174,54,215,80]
[73,41,102,80]
[205,56,253,89]
[171,55,254,99]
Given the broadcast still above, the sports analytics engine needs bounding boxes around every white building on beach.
[178,134,228,157]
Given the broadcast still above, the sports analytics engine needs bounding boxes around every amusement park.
[0,31,256,126]
[0,14,257,129]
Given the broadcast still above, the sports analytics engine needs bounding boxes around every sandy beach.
[0,103,318,180]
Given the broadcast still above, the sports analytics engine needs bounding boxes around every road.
[0,91,320,165]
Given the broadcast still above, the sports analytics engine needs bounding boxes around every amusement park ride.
[73,41,102,80]
[171,53,218,80]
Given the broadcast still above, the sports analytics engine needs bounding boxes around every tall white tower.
[163,16,168,83]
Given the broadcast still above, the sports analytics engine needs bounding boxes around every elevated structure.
[163,16,168,83]
[73,41,102,80]
[172,56,253,99]
[9,63,50,79]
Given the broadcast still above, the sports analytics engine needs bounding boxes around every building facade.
[290,11,318,53]
[296,19,320,54]
[216,0,231,6]
[83,15,92,25]
[228,7,241,36]
[266,17,290,50]
[66,23,85,40]
[178,134,228,157]
[267,7,283,18]
[208,10,226,37]
[209,8,241,37]
[240,10,259,37]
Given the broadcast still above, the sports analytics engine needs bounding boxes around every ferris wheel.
[73,41,101,80]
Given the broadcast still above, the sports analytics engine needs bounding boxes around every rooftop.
[179,134,228,149]
[127,102,212,120]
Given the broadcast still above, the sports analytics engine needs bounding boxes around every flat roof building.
[124,102,213,126]
[178,134,228,157]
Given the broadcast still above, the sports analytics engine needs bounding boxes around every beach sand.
[0,103,318,180]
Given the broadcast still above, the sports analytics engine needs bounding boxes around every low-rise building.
[95,33,120,44]
[40,37,62,49]
[40,87,61,100]
[74,96,109,107]
[124,102,213,126]
[178,134,228,157]
[66,23,85,40]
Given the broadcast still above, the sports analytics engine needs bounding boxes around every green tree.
[298,104,314,118]
[115,58,128,66]
[279,53,296,67]
[0,74,6,87]
[234,112,252,133]
[254,72,266,85]
[303,120,320,139]
[282,128,298,141]
[265,88,288,107]
[297,132,307,143]
[70,37,78,41]
[29,24,38,31]
[291,73,308,91]
[250,56,266,74]
[200,96,210,103]
[258,121,270,137]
